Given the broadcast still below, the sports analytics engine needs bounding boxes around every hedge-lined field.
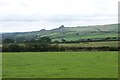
[2,41,119,52]
[2,51,118,78]
[58,41,118,47]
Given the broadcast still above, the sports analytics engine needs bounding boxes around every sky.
[0,0,119,32]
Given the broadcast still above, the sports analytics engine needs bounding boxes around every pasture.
[2,51,118,78]
[58,41,118,47]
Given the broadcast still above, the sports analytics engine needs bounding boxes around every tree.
[76,33,79,35]
[53,40,59,43]
[3,38,14,43]
[61,38,66,43]
[16,37,25,43]
[39,37,51,44]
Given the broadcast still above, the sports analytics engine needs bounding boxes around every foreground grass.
[2,51,118,78]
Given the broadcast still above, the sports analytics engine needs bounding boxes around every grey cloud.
[0,14,117,22]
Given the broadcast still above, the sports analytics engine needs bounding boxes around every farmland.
[2,24,119,78]
[58,41,118,47]
[2,51,118,78]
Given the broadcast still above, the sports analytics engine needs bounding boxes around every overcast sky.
[0,0,119,32]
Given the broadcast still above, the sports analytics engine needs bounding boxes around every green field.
[2,52,118,78]
[58,41,118,47]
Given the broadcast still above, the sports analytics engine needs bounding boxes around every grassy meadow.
[58,41,118,47]
[2,51,118,78]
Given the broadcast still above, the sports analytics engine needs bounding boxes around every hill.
[2,24,118,42]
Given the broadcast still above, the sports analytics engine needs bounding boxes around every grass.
[81,33,118,39]
[52,33,118,42]
[0,52,2,78]
[58,41,118,47]
[2,51,118,78]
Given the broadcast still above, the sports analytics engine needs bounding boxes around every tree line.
[2,37,119,52]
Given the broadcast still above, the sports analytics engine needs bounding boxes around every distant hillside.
[2,24,119,42]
